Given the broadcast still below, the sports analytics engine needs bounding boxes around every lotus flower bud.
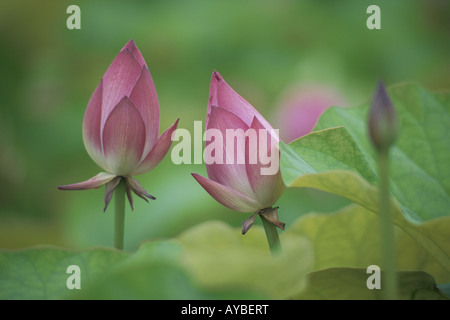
[192,71,285,233]
[368,81,398,152]
[59,39,179,210]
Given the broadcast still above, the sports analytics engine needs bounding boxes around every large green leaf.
[177,221,313,299]
[73,241,259,300]
[294,268,448,300]
[0,240,260,299]
[0,246,128,300]
[280,84,450,272]
[0,221,312,299]
[286,204,450,284]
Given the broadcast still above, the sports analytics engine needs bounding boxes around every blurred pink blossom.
[276,84,346,143]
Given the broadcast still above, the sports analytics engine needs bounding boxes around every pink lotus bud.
[192,71,285,233]
[277,84,346,143]
[59,39,179,210]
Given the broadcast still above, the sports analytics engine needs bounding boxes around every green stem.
[260,214,281,255]
[379,149,398,300]
[114,178,126,250]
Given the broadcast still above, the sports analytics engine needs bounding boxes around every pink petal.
[129,67,160,161]
[206,106,255,198]
[192,173,262,213]
[102,97,146,175]
[101,49,142,134]
[82,79,107,170]
[246,116,285,208]
[58,172,116,190]
[207,71,274,131]
[131,118,179,175]
[120,39,147,68]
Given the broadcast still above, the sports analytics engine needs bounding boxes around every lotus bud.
[368,81,398,152]
[59,39,179,210]
[192,71,285,234]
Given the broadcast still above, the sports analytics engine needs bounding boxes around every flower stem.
[260,214,281,255]
[114,178,126,250]
[378,149,398,300]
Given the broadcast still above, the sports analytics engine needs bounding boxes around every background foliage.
[0,0,449,300]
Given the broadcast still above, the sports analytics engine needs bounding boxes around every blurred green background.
[0,0,449,250]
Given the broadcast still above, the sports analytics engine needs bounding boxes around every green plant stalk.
[379,149,398,300]
[114,178,126,250]
[260,214,281,255]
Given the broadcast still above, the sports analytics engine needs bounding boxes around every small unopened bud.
[368,81,398,152]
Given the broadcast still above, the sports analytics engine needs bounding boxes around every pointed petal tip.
[372,80,393,107]
[164,117,180,133]
[117,39,147,69]
[131,118,179,175]
[122,38,137,51]
[212,70,222,81]
[173,117,180,128]
[126,176,156,203]
[241,213,257,235]
[119,95,132,105]
[376,80,388,94]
